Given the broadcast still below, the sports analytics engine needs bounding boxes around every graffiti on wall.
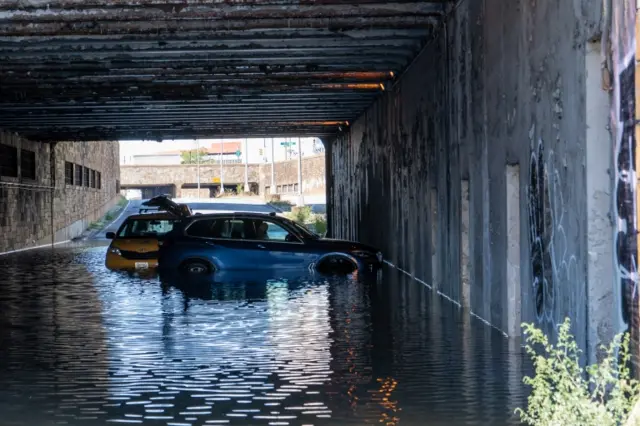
[614,51,639,339]
[526,137,579,323]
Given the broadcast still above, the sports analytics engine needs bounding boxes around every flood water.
[0,242,528,426]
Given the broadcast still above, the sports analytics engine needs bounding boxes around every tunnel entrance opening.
[121,185,176,200]
[180,182,259,198]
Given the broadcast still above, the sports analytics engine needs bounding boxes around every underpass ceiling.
[0,0,446,142]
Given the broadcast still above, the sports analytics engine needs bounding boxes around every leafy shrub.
[313,216,327,236]
[88,221,103,230]
[236,184,244,194]
[292,206,311,223]
[515,317,640,426]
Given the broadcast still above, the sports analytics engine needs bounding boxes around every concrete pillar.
[585,41,615,364]
[243,138,249,193]
[505,164,521,337]
[270,138,276,195]
[461,179,470,309]
[219,140,224,193]
[297,137,304,206]
[174,182,185,198]
[49,142,57,246]
[431,188,438,290]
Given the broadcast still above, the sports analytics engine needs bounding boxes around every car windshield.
[286,219,320,239]
[117,218,178,238]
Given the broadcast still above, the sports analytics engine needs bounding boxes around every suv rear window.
[118,218,178,238]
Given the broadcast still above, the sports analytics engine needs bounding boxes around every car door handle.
[256,244,266,249]
[204,241,216,247]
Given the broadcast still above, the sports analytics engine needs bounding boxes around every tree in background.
[180,148,208,164]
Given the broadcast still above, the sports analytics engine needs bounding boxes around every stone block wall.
[0,130,120,253]
[120,154,326,197]
[260,155,326,195]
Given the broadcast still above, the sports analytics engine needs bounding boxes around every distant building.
[249,138,324,163]
[120,138,325,165]
[124,142,243,165]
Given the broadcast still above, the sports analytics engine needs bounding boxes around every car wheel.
[316,256,358,275]
[182,260,211,275]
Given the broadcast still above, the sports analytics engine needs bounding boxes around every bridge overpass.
[0,0,637,421]
[120,154,327,199]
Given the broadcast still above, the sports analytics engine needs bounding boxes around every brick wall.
[0,131,120,253]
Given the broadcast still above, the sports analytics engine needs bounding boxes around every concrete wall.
[0,131,120,253]
[120,154,326,197]
[327,0,604,358]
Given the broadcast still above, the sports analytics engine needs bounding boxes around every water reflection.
[0,244,528,425]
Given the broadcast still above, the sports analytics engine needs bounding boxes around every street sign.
[235,150,241,157]
[280,141,296,147]
[212,177,221,183]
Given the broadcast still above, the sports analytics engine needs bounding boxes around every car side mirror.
[105,232,116,239]
[285,234,298,243]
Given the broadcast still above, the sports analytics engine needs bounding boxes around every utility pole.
[270,137,276,194]
[196,139,200,198]
[220,140,225,194]
[297,136,303,206]
[244,138,249,193]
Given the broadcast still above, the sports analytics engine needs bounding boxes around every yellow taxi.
[105,213,180,271]
[105,195,191,271]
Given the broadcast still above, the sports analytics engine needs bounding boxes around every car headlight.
[109,247,122,256]
[351,250,375,259]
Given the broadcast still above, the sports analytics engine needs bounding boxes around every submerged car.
[105,195,191,271]
[158,212,383,275]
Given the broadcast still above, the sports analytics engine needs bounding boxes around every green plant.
[313,216,327,235]
[180,148,208,164]
[515,317,640,426]
[292,206,311,223]
[88,220,103,230]
[236,184,244,194]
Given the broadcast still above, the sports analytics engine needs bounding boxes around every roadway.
[0,242,528,426]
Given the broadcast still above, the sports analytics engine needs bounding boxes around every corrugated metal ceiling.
[0,1,446,141]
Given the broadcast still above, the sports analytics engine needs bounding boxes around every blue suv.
[158,212,383,275]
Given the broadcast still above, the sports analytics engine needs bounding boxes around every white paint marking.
[383,261,506,336]
[0,239,71,257]
[104,200,131,230]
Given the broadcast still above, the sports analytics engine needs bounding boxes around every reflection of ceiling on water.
[0,248,110,424]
